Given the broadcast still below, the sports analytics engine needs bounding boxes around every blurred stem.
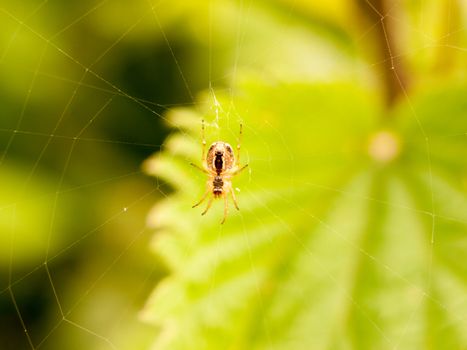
[356,0,408,108]
[434,0,461,74]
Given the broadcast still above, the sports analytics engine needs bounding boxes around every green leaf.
[142,79,467,349]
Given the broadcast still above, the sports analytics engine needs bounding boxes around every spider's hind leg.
[190,163,209,174]
[232,164,248,176]
[201,119,207,163]
[236,123,243,167]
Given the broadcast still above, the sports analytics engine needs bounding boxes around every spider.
[191,120,248,224]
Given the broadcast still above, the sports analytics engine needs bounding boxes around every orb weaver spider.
[191,120,248,224]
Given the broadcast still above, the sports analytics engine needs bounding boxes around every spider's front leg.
[193,185,210,208]
[221,191,229,224]
[201,195,214,216]
[230,185,240,211]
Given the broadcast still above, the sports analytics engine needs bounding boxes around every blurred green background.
[1,0,466,349]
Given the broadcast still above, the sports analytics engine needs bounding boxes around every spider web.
[0,0,466,349]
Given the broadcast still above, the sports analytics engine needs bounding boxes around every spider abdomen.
[214,153,223,174]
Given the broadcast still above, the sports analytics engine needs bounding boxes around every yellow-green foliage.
[143,77,467,349]
[141,1,467,348]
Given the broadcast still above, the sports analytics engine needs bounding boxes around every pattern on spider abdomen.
[206,142,235,174]
[214,153,223,174]
[213,176,224,197]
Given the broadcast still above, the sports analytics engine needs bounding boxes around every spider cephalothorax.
[191,121,248,224]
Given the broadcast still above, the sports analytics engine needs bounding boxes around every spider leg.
[230,185,239,210]
[201,119,206,163]
[201,194,214,216]
[232,163,248,175]
[236,123,243,167]
[193,188,210,208]
[190,163,209,174]
[221,191,229,224]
